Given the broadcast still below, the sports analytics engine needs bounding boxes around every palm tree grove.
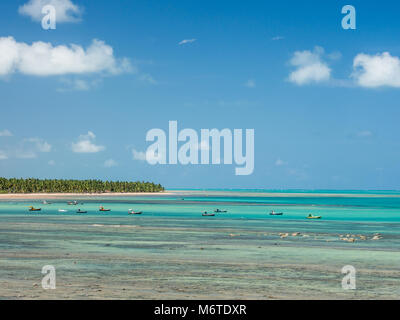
[0,178,165,194]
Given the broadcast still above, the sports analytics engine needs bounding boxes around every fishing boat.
[76,209,87,214]
[202,212,215,217]
[128,209,143,215]
[307,214,322,219]
[270,210,283,216]
[99,206,111,212]
[214,209,227,213]
[28,206,41,212]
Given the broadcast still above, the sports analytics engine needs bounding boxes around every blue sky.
[1,0,400,189]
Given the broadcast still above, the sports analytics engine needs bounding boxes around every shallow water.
[0,190,399,299]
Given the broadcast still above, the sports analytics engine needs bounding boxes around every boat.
[270,210,283,216]
[76,209,87,214]
[99,206,111,212]
[28,206,41,212]
[214,209,227,213]
[128,209,143,215]
[67,201,78,205]
[58,209,68,213]
[307,214,322,219]
[202,212,215,217]
[42,200,52,205]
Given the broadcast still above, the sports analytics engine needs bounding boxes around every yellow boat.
[28,206,41,212]
[307,214,321,219]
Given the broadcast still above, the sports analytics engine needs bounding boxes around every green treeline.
[0,178,165,194]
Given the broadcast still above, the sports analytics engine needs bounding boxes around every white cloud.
[0,129,12,137]
[65,79,90,91]
[288,46,331,85]
[352,52,400,88]
[328,51,342,61]
[14,138,52,159]
[132,149,162,163]
[58,78,102,92]
[72,131,105,153]
[19,0,82,23]
[0,137,51,159]
[244,79,256,88]
[138,73,157,85]
[132,149,146,161]
[179,39,196,45]
[104,159,117,167]
[0,37,131,77]
[275,158,287,166]
[0,150,8,160]
[272,36,284,41]
[48,160,56,166]
[25,138,52,152]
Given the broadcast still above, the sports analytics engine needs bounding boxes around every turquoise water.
[0,190,399,299]
[169,188,400,195]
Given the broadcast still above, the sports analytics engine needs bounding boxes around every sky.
[1,0,400,189]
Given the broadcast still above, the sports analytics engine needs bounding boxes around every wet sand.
[1,218,399,300]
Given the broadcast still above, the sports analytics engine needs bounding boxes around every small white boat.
[58,209,68,212]
[270,210,283,216]
[128,209,143,215]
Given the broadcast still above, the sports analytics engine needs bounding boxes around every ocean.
[0,190,399,299]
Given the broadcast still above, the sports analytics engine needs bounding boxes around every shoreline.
[0,189,400,200]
